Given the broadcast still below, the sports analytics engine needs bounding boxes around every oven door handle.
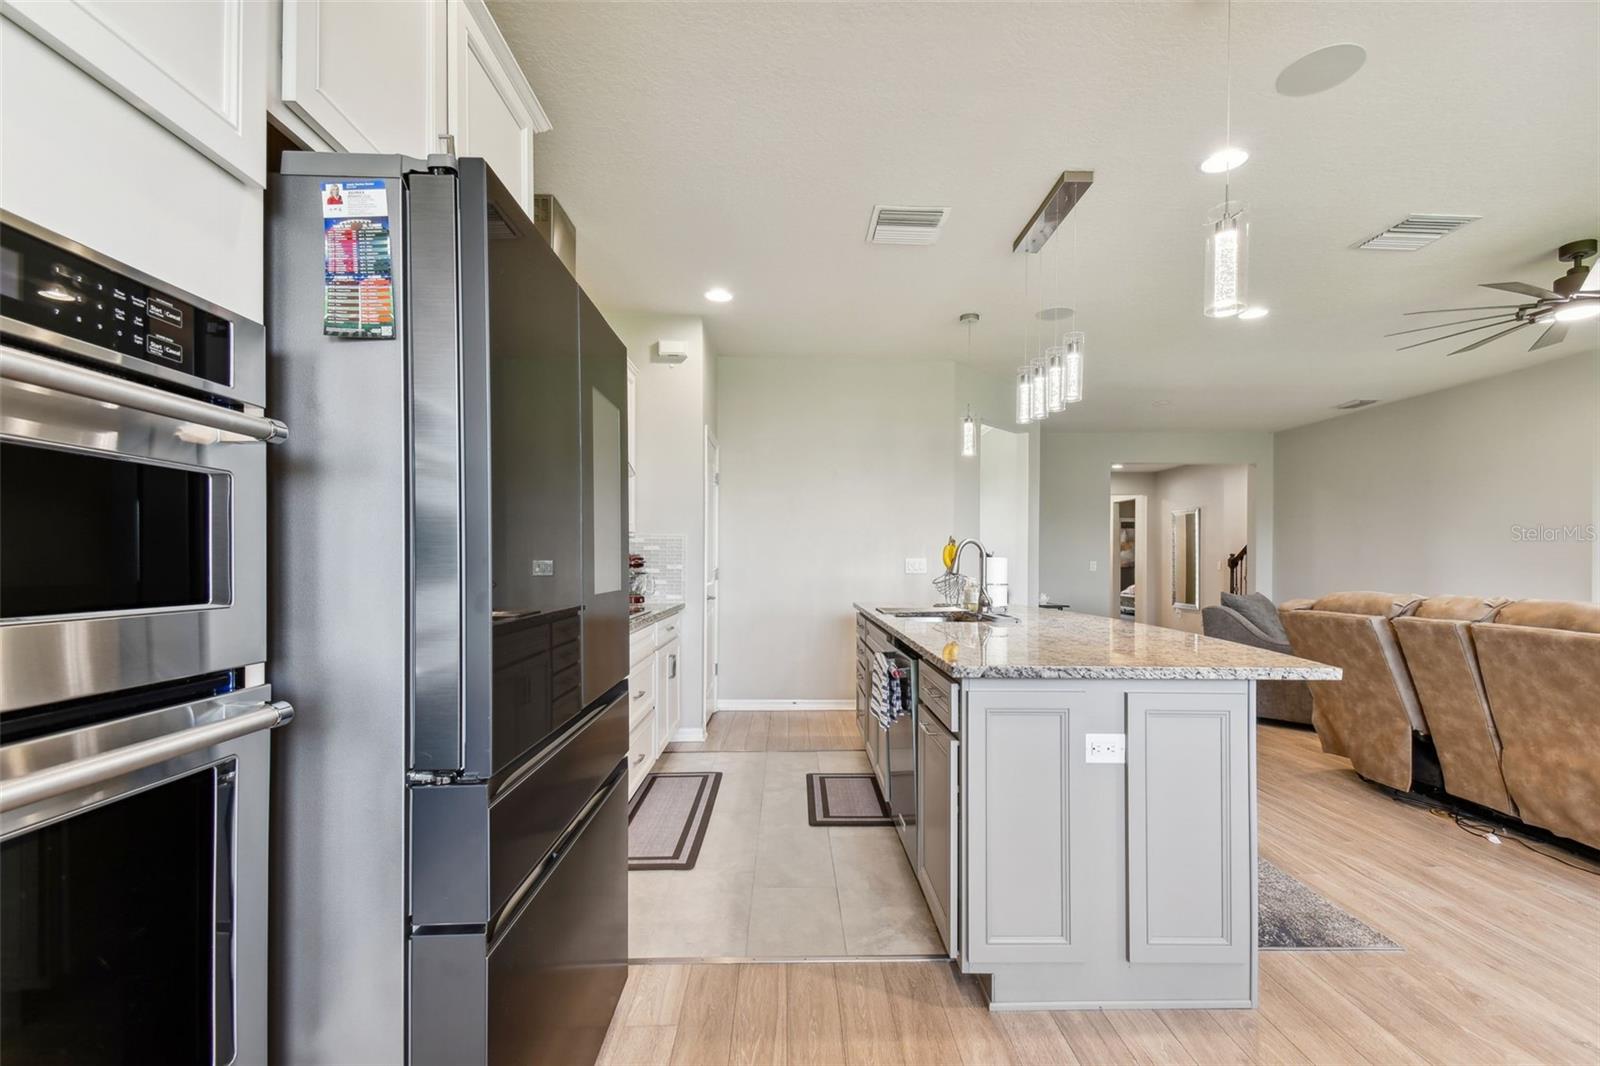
[0,345,289,444]
[0,700,294,813]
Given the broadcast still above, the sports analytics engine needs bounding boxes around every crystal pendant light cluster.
[1203,0,1252,319]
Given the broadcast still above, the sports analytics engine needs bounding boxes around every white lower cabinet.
[627,619,684,796]
[627,712,655,797]
[658,638,682,744]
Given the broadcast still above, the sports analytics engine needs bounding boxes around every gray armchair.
[1202,601,1314,725]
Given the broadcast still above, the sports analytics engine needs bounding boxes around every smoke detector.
[652,340,689,366]
[867,205,949,245]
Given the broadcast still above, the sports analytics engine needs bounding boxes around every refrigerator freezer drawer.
[488,692,626,921]
[487,769,627,1066]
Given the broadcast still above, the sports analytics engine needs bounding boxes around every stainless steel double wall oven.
[0,213,291,1064]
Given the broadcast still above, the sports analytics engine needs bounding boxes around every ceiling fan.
[1391,238,1600,355]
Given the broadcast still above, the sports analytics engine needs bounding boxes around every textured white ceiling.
[490,1,1599,431]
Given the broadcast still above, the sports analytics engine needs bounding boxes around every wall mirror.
[1172,508,1200,609]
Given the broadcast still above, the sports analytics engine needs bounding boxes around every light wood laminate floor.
[602,722,1600,1065]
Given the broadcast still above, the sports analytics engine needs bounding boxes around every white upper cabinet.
[2,0,267,185]
[447,0,548,218]
[280,0,447,159]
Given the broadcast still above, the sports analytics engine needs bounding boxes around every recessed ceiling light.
[1111,463,1125,470]
[1554,303,1600,323]
[1276,43,1367,97]
[704,287,733,303]
[1237,306,1270,320]
[1199,147,1249,175]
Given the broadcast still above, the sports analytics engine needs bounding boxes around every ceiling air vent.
[1355,214,1480,251]
[867,205,949,245]
[1334,398,1379,410]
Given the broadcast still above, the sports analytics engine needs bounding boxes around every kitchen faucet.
[950,538,993,614]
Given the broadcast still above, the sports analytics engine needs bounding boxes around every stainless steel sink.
[876,607,1019,625]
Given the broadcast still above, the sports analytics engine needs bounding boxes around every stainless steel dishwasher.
[883,645,918,863]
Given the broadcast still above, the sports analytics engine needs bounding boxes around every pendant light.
[959,313,979,457]
[1045,346,1067,412]
[1030,359,1047,421]
[1015,255,1034,424]
[1203,0,1249,318]
[1063,331,1085,404]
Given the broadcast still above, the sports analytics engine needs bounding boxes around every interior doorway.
[978,424,1030,609]
[1109,493,1149,622]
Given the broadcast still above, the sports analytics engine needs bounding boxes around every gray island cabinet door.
[963,687,1099,967]
[1125,689,1252,966]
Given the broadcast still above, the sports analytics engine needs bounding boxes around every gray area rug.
[628,772,721,871]
[807,773,893,826]
[1259,858,1401,951]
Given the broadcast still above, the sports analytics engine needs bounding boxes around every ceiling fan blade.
[1385,313,1515,337]
[1396,317,1520,351]
[1529,321,1569,350]
[1581,265,1600,293]
[1447,321,1532,356]
[1403,305,1526,315]
[1481,281,1563,300]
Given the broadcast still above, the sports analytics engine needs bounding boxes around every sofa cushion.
[1492,599,1600,634]
[1222,591,1289,644]
[1311,591,1423,617]
[1412,595,1510,622]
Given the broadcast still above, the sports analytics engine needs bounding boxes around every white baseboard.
[670,726,708,743]
[716,699,854,712]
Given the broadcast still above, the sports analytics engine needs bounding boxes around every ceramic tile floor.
[629,749,946,960]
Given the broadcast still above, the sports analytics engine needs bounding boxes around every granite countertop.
[855,604,1342,681]
[630,601,686,632]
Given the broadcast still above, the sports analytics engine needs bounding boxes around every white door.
[704,430,720,723]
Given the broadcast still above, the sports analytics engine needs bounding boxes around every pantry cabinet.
[4,0,269,185]
[446,0,549,218]
[280,0,447,159]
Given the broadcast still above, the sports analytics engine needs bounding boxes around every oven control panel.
[0,226,231,387]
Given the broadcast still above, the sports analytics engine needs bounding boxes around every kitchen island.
[853,604,1340,1011]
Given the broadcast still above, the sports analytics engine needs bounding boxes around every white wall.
[1274,350,1599,602]
[978,425,1030,607]
[1039,432,1275,617]
[1145,465,1250,632]
[1,24,264,318]
[607,311,714,734]
[719,357,1022,702]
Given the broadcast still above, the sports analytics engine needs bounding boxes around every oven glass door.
[1,439,224,619]
[0,760,236,1064]
[0,363,264,711]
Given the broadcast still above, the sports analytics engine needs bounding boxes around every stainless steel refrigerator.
[266,153,629,1065]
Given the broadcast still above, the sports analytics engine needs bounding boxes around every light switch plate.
[905,557,927,574]
[1086,733,1126,764]
[1089,560,1099,572]
[531,560,554,576]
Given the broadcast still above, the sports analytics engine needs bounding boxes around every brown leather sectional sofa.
[1281,592,1600,851]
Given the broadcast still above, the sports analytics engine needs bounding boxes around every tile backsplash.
[630,532,686,602]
